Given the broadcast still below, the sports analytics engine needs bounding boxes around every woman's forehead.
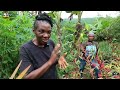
[38,21,50,25]
[88,35,94,37]
[37,21,51,28]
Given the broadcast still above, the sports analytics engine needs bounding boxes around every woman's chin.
[42,40,49,44]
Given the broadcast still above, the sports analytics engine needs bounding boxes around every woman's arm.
[19,44,60,79]
[24,53,58,79]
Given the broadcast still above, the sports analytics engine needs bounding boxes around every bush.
[95,17,114,41]
[107,16,120,42]
[0,12,34,78]
[98,41,113,61]
[94,16,120,42]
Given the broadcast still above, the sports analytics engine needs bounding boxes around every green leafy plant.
[98,41,113,61]
[0,12,34,78]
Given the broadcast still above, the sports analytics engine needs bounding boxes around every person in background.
[19,13,68,79]
[79,32,102,79]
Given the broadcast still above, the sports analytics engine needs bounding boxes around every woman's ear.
[33,29,36,35]
[33,29,35,33]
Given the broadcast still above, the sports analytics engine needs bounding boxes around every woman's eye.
[48,31,51,34]
[38,30,44,33]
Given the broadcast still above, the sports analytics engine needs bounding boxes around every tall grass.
[98,41,113,62]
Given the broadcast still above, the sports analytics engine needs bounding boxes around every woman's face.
[88,36,94,41]
[33,21,52,45]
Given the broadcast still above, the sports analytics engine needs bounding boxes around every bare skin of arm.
[95,42,99,60]
[24,44,60,79]
[81,43,92,64]
[80,43,89,62]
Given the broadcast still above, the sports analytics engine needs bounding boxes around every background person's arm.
[95,42,99,60]
[80,43,86,54]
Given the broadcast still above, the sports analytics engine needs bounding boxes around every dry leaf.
[16,65,31,79]
[9,60,22,79]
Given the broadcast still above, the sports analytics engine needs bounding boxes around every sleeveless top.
[82,41,98,59]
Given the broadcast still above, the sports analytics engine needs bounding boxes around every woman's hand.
[58,53,68,69]
[48,44,61,65]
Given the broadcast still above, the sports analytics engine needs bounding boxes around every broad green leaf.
[85,23,91,30]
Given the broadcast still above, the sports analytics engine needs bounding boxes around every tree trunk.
[66,11,83,57]
[56,12,63,55]
[76,11,83,57]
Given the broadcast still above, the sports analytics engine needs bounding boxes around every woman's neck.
[88,40,93,42]
[32,38,45,47]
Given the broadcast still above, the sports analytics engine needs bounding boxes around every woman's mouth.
[42,38,49,42]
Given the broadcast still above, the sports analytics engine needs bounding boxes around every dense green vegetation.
[0,12,34,78]
[0,11,120,79]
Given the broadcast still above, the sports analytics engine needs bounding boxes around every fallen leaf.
[9,60,22,79]
[16,65,31,79]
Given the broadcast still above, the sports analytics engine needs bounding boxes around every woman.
[19,13,68,79]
